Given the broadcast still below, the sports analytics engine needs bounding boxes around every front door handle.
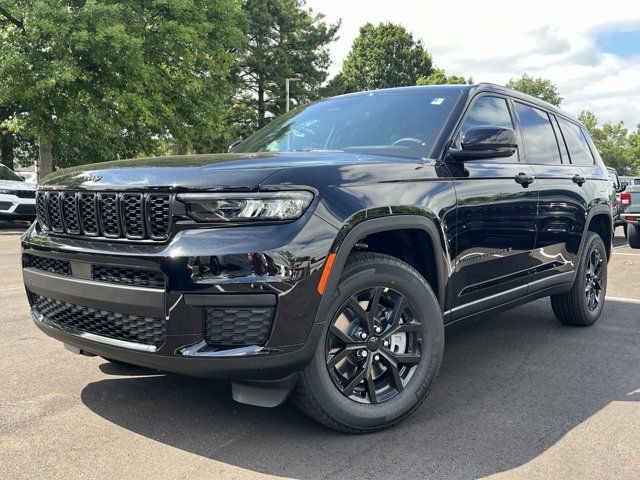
[515,172,535,188]
[572,174,587,186]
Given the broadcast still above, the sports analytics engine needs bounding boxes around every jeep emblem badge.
[82,173,102,183]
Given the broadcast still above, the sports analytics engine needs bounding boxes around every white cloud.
[307,0,640,128]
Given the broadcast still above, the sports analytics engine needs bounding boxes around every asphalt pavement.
[1,222,638,480]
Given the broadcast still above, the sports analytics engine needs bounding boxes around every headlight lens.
[178,191,314,223]
[0,189,14,195]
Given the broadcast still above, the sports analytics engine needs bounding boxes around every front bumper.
[22,212,336,380]
[0,194,35,220]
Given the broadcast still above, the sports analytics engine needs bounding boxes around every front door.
[446,95,539,319]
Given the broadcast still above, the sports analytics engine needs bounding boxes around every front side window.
[514,102,562,165]
[458,96,518,162]
[234,90,463,159]
[557,117,595,166]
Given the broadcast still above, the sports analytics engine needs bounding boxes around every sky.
[306,0,640,129]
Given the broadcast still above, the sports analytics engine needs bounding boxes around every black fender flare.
[578,205,613,262]
[312,215,450,327]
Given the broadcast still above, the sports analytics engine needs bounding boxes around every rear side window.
[513,102,562,165]
[557,117,595,165]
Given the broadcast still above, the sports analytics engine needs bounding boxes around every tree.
[506,73,563,106]
[336,23,433,93]
[578,111,639,176]
[0,1,245,178]
[417,68,472,86]
[236,0,339,130]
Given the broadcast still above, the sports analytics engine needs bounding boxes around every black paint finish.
[22,84,613,382]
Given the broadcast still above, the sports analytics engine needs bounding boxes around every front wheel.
[292,252,444,433]
[551,232,607,326]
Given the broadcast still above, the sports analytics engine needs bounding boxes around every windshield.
[0,165,23,182]
[234,89,462,159]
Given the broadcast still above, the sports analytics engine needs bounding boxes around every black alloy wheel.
[292,252,444,433]
[585,248,604,312]
[325,286,421,404]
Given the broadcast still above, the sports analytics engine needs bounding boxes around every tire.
[292,252,444,433]
[623,223,628,238]
[551,232,607,326]
[628,224,640,248]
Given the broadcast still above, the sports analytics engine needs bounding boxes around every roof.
[334,83,582,127]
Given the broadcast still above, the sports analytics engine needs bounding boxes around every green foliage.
[506,73,563,106]
[417,69,472,86]
[579,111,640,176]
[336,22,433,93]
[236,0,339,129]
[0,0,245,172]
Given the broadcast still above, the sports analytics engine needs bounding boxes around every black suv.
[22,84,613,432]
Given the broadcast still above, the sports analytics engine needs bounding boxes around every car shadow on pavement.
[81,298,640,479]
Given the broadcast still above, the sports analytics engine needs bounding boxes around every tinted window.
[0,165,23,182]
[459,96,518,162]
[514,103,562,164]
[557,117,595,165]
[550,115,569,163]
[235,90,462,159]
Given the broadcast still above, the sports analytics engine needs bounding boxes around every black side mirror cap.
[448,126,517,161]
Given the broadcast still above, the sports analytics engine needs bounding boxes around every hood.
[0,179,36,190]
[39,152,416,190]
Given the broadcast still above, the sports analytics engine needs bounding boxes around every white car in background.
[0,165,36,222]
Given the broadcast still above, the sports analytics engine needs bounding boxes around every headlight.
[178,191,314,223]
[0,189,15,195]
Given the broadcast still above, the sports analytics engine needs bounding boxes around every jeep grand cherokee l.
[22,84,613,432]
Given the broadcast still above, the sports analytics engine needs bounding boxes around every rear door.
[514,102,589,289]
[447,95,539,319]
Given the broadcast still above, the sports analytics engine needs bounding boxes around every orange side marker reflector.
[317,253,337,295]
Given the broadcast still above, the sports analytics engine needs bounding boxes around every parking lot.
[1,222,638,480]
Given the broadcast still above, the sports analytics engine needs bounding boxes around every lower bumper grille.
[32,294,166,347]
[204,307,274,347]
[91,265,166,289]
[23,254,71,276]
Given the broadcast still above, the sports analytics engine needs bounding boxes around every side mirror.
[448,126,517,161]
[228,139,243,152]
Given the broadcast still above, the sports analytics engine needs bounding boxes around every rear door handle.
[515,172,535,188]
[572,174,586,186]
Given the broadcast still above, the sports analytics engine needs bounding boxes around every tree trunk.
[257,81,265,129]
[38,140,53,181]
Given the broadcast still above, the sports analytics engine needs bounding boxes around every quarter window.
[514,103,562,165]
[557,117,595,165]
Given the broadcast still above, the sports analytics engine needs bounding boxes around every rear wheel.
[551,232,607,326]
[628,224,640,248]
[292,252,444,433]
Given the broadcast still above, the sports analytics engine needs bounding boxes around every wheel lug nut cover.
[374,354,380,361]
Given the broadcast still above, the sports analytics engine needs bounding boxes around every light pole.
[285,78,300,113]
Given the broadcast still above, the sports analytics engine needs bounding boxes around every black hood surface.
[39,151,417,191]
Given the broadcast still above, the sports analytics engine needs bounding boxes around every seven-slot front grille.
[36,191,172,241]
[32,293,166,347]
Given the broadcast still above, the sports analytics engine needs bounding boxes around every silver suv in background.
[0,165,36,222]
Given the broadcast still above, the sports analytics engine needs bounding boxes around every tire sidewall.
[304,256,444,431]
